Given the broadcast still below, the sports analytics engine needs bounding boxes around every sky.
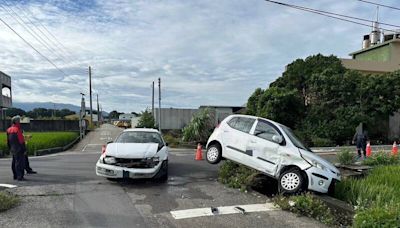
[0,0,398,113]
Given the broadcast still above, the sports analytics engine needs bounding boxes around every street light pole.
[89,66,93,126]
[158,78,161,132]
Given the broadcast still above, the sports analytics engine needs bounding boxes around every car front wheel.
[278,168,304,194]
[206,144,222,164]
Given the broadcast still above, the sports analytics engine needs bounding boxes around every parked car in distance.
[96,128,168,181]
[206,114,341,194]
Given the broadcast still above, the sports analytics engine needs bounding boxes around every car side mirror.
[272,135,283,144]
[165,142,169,147]
[107,141,113,144]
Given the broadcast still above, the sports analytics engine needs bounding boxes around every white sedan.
[96,128,168,181]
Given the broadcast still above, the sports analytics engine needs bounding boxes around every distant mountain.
[13,102,109,116]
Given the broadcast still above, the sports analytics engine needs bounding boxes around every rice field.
[0,132,79,155]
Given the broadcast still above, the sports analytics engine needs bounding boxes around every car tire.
[206,144,222,164]
[278,168,304,194]
[154,160,168,182]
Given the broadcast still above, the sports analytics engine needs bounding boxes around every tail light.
[101,145,107,154]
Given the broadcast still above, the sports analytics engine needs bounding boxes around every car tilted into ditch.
[206,114,341,194]
[96,128,168,181]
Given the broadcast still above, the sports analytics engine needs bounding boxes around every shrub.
[311,137,335,147]
[163,134,181,148]
[273,193,334,226]
[182,108,214,144]
[136,110,156,129]
[218,160,259,191]
[0,191,19,212]
[362,151,399,166]
[337,149,355,165]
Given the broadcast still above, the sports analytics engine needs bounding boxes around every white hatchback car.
[206,115,341,194]
[96,128,168,181]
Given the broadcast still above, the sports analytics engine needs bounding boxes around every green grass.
[362,151,400,166]
[218,160,259,191]
[0,132,79,156]
[0,191,19,212]
[334,165,400,227]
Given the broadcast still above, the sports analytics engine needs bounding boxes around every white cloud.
[0,0,398,112]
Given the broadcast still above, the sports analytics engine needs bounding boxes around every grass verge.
[0,191,19,212]
[334,165,400,227]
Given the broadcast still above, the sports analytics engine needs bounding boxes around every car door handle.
[250,140,256,143]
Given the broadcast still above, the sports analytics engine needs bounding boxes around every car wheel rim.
[281,172,300,191]
[207,147,219,161]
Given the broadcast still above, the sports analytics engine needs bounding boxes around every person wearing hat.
[7,115,26,180]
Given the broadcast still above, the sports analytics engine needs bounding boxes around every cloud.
[0,0,398,112]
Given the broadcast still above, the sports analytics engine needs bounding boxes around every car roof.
[227,114,282,126]
[123,128,160,133]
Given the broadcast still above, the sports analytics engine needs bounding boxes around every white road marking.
[82,144,103,152]
[170,203,278,220]
[0,183,17,188]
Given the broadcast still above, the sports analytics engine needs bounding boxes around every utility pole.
[89,66,93,126]
[96,94,100,127]
[80,93,85,140]
[152,81,155,117]
[158,78,161,132]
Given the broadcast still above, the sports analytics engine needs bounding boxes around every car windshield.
[280,125,311,152]
[115,131,163,145]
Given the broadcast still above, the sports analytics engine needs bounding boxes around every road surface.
[0,124,325,228]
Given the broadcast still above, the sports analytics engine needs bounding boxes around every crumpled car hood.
[105,143,159,159]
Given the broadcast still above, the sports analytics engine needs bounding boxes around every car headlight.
[303,157,326,171]
[152,157,160,162]
[104,156,117,164]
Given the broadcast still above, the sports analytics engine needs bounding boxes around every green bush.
[163,134,181,148]
[218,160,259,191]
[182,108,214,144]
[0,132,79,156]
[311,137,335,147]
[273,193,334,226]
[362,151,399,166]
[337,149,355,165]
[0,191,19,212]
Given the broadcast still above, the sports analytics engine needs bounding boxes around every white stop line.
[170,203,278,220]
[0,183,17,188]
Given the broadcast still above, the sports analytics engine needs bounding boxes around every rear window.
[227,117,255,133]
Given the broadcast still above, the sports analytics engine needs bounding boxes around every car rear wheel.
[278,168,304,194]
[206,144,222,164]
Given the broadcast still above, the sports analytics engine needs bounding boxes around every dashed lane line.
[0,183,17,188]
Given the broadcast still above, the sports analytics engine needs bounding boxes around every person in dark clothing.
[23,133,36,174]
[352,123,369,159]
[7,115,26,181]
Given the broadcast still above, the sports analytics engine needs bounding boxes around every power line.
[9,1,77,64]
[281,1,400,29]
[4,0,73,64]
[264,0,399,33]
[356,0,400,11]
[0,17,68,76]
[0,2,69,65]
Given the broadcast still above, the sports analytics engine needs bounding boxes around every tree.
[136,110,156,128]
[182,108,214,144]
[5,108,26,118]
[109,110,121,120]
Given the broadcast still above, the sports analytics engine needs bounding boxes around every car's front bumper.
[305,166,341,193]
[95,159,163,179]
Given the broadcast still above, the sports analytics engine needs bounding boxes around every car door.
[221,117,256,163]
[248,119,283,176]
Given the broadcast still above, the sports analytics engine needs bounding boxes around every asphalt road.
[0,124,325,228]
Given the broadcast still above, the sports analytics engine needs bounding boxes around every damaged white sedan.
[96,128,168,181]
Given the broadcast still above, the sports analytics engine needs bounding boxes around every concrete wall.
[154,108,198,130]
[0,120,79,132]
[389,112,400,140]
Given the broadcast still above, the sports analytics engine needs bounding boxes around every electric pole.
[80,93,85,139]
[158,78,161,132]
[152,81,155,117]
[89,66,93,126]
[96,93,100,127]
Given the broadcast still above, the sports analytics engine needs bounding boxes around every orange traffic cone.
[392,141,398,156]
[195,143,203,160]
[366,142,372,157]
